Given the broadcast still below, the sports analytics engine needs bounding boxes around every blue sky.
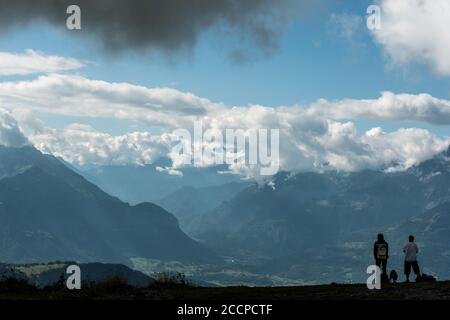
[0,0,449,174]
[0,1,446,101]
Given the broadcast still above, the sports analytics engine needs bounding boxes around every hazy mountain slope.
[388,147,450,278]
[0,146,218,265]
[390,202,450,279]
[194,172,342,256]
[80,162,241,204]
[155,181,252,235]
[194,170,426,256]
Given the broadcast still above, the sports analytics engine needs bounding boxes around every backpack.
[377,243,387,259]
[417,273,436,282]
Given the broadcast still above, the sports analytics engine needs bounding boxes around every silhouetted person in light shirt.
[404,235,421,282]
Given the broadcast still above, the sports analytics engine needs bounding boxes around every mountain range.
[188,146,450,282]
[1,144,449,285]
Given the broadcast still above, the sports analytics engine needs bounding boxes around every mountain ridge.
[0,145,218,265]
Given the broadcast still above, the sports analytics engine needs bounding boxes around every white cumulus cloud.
[371,0,450,75]
[307,92,450,125]
[20,121,172,166]
[0,74,218,127]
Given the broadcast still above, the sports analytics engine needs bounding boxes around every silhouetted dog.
[390,270,398,283]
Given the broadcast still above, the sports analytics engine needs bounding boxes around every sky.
[0,0,449,178]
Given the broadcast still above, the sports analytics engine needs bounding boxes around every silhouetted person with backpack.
[404,235,421,282]
[373,233,389,275]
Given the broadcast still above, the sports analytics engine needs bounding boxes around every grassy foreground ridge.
[0,277,449,300]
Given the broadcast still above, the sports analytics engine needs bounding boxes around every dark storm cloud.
[0,0,302,54]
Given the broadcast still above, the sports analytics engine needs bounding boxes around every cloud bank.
[16,110,449,176]
[307,92,450,125]
[5,80,449,178]
[2,74,450,127]
[0,74,219,127]
[23,122,172,166]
